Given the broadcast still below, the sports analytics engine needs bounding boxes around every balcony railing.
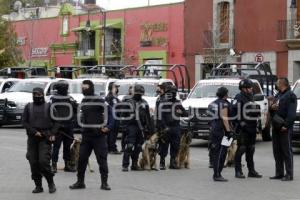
[76,49,95,57]
[277,19,300,41]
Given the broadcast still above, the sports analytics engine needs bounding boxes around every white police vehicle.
[0,78,66,126]
[181,62,276,141]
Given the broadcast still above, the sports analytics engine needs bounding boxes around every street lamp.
[101,8,106,65]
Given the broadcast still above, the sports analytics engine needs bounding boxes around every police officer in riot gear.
[69,80,114,190]
[23,87,59,194]
[157,85,187,170]
[51,80,77,173]
[121,84,153,172]
[120,85,133,152]
[270,78,297,181]
[208,87,233,182]
[155,83,167,169]
[232,79,262,179]
[105,82,121,154]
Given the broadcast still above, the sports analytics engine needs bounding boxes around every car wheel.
[262,124,272,141]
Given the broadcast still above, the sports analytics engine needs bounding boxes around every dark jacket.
[159,98,187,128]
[273,88,297,129]
[122,97,153,136]
[50,95,77,125]
[80,95,114,137]
[22,102,59,137]
[232,92,260,134]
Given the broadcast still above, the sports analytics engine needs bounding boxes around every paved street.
[0,127,300,200]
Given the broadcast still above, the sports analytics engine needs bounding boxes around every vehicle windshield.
[8,81,48,93]
[189,82,262,99]
[70,81,106,95]
[118,82,158,97]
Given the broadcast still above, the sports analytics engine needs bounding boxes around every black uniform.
[232,90,261,177]
[122,86,153,170]
[271,88,297,179]
[105,92,120,153]
[70,80,114,190]
[51,82,77,172]
[23,87,59,193]
[208,98,231,179]
[157,88,187,169]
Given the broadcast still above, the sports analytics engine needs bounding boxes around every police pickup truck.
[181,78,270,140]
[181,62,276,141]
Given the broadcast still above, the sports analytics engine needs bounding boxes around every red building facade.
[12,2,185,75]
[184,0,299,84]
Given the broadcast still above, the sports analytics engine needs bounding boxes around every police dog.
[176,131,192,169]
[225,140,237,167]
[70,137,94,173]
[139,133,160,170]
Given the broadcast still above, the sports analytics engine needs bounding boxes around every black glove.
[225,130,234,138]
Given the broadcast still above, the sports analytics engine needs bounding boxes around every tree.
[0,0,23,67]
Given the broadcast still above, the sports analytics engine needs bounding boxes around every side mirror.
[4,88,9,92]
[253,94,265,101]
[180,93,188,100]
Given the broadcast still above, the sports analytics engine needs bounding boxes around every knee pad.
[125,144,134,153]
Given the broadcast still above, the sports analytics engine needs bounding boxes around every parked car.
[0,78,65,126]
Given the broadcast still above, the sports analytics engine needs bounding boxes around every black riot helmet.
[82,80,95,96]
[54,80,69,96]
[133,84,145,95]
[239,79,253,90]
[216,87,229,99]
[165,85,178,100]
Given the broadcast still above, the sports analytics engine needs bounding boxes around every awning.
[94,22,122,30]
[72,26,88,32]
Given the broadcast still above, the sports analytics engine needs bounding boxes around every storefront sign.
[140,22,168,47]
[31,47,48,57]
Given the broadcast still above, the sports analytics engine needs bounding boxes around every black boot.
[213,175,228,182]
[64,161,76,172]
[169,158,179,169]
[46,177,56,194]
[32,179,43,193]
[131,161,141,171]
[69,177,86,189]
[248,170,262,178]
[235,171,246,179]
[100,176,111,190]
[52,162,57,173]
[160,157,166,170]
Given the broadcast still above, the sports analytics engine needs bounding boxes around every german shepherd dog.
[70,137,94,173]
[176,131,192,169]
[225,140,237,167]
[139,133,160,170]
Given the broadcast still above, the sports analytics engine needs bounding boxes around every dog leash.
[58,130,76,141]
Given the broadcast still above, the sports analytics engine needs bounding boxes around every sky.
[94,0,184,10]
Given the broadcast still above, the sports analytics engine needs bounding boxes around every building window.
[62,16,69,35]
[78,31,96,57]
[218,1,230,44]
[105,28,122,56]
